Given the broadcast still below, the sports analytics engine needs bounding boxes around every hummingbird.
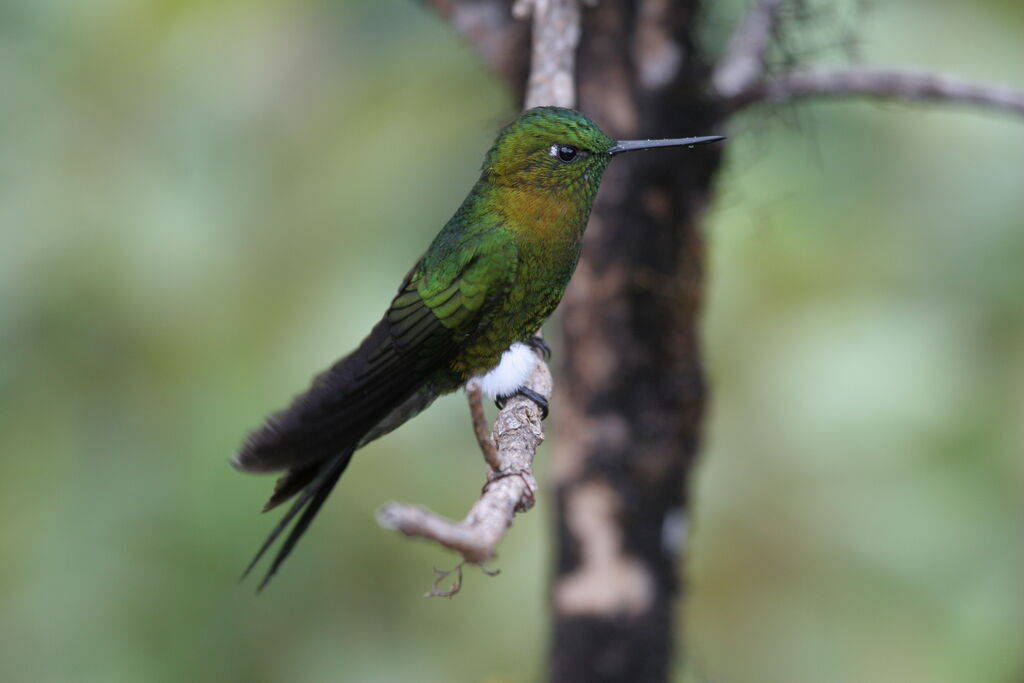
[235,106,723,590]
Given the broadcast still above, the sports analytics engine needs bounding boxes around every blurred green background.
[1,0,1022,681]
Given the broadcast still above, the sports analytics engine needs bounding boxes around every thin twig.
[713,0,786,99]
[424,563,465,598]
[466,379,500,469]
[727,67,1024,118]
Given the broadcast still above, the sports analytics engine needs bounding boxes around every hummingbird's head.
[482,107,616,198]
[481,107,724,202]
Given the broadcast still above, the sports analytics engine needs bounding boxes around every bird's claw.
[495,386,549,420]
[527,335,551,360]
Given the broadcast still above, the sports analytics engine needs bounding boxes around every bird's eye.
[550,144,579,163]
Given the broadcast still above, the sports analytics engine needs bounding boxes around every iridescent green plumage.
[235,107,722,589]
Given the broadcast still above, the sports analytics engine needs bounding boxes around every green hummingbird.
[236,106,723,590]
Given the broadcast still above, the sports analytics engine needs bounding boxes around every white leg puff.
[474,342,539,399]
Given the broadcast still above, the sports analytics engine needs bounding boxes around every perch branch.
[727,67,1024,118]
[376,360,551,564]
[713,0,785,99]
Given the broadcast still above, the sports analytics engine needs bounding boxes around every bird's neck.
[484,182,595,254]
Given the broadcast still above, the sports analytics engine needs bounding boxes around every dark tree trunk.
[548,2,723,681]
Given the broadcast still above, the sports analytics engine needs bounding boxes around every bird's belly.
[450,248,575,385]
[473,342,539,398]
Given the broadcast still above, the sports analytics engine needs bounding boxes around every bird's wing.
[234,229,519,477]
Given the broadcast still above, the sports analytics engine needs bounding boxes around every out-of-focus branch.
[380,0,585,580]
[726,67,1024,118]
[514,0,594,108]
[713,0,785,99]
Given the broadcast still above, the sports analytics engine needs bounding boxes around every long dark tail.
[234,295,457,589]
[241,446,356,592]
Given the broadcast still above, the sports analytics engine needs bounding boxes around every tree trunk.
[548,2,723,681]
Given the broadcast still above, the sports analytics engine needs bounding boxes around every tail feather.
[263,463,320,512]
[242,446,356,591]
[234,315,444,475]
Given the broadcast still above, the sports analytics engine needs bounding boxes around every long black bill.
[608,135,725,155]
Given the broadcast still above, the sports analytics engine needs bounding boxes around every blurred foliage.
[0,0,1021,682]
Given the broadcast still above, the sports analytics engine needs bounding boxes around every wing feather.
[235,231,518,475]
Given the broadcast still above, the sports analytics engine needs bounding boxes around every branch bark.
[513,0,590,108]
[726,67,1024,118]
[466,379,500,469]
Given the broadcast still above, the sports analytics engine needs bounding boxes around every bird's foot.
[494,386,549,420]
[527,335,551,360]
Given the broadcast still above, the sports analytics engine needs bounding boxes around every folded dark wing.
[233,234,518,475]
